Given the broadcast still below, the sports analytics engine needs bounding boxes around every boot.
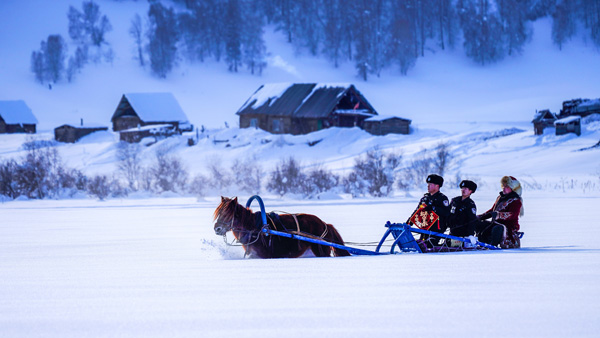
[490,224,504,247]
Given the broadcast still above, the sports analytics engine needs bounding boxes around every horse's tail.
[327,224,351,257]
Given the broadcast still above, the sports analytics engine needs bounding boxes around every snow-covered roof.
[335,109,378,117]
[364,114,411,122]
[238,83,293,112]
[57,121,108,129]
[532,109,556,122]
[554,115,581,125]
[113,93,189,123]
[0,100,38,124]
[575,98,600,113]
[236,83,377,119]
[120,123,175,133]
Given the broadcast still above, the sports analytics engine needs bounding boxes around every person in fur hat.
[476,176,523,248]
[448,180,478,239]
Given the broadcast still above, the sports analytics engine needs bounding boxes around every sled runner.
[214,195,507,257]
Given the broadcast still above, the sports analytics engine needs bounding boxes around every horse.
[213,197,351,258]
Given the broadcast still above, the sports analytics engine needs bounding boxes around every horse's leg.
[306,218,335,257]
[310,242,332,257]
[323,223,351,257]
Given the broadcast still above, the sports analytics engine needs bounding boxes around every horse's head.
[213,196,240,236]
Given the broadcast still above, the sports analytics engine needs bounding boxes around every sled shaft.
[263,228,384,256]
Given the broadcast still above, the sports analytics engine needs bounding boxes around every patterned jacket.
[479,191,522,233]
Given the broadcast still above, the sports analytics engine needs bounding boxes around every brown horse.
[213,197,350,258]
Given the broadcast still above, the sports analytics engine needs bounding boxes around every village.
[1,83,598,145]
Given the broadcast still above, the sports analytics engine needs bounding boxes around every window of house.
[272,119,281,132]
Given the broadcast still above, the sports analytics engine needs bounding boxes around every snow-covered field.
[1,193,599,337]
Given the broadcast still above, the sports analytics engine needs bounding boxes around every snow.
[123,92,189,123]
[576,99,600,113]
[0,100,38,124]
[579,99,600,108]
[1,0,600,336]
[555,115,581,124]
[1,194,599,337]
[365,115,411,122]
[57,122,108,129]
[120,123,174,132]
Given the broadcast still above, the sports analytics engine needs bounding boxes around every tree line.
[0,138,454,201]
[31,0,600,83]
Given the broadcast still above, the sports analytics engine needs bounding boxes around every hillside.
[1,0,600,130]
[1,0,599,198]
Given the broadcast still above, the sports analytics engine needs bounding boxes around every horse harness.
[222,208,330,257]
[267,211,329,239]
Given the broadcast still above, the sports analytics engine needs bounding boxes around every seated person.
[476,176,523,248]
[448,180,478,238]
[407,174,450,246]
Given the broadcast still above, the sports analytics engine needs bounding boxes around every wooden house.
[54,120,108,143]
[0,100,38,134]
[559,98,600,118]
[363,115,411,135]
[531,109,557,135]
[573,98,600,117]
[236,83,378,135]
[111,93,192,132]
[555,116,581,136]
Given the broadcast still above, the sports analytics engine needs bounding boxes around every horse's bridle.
[214,216,234,236]
[215,205,263,246]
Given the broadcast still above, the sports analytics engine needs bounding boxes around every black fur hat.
[459,180,477,193]
[426,174,444,187]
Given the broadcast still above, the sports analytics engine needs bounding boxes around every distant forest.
[31,0,600,83]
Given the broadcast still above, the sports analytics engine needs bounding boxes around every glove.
[491,211,498,220]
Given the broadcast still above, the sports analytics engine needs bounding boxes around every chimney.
[80,118,83,127]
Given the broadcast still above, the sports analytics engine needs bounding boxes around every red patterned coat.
[479,191,522,247]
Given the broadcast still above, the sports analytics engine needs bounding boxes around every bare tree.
[31,34,67,84]
[205,157,233,193]
[344,147,401,197]
[87,175,111,200]
[304,165,339,198]
[267,157,306,196]
[432,142,453,176]
[129,14,145,67]
[231,156,263,195]
[116,142,143,191]
[149,149,188,193]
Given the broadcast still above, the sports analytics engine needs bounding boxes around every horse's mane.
[213,197,255,228]
[213,198,234,221]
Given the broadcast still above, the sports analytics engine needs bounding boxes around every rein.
[219,204,264,248]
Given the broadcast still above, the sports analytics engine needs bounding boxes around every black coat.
[448,196,477,237]
[409,191,450,232]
